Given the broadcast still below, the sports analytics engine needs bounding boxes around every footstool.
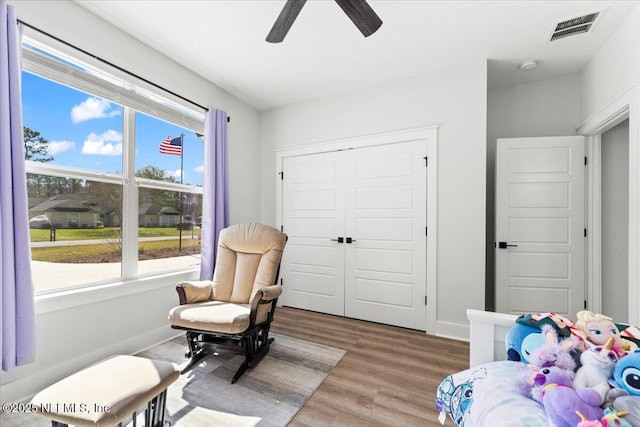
[31,355,179,427]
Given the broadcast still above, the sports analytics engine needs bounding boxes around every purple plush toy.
[532,366,604,427]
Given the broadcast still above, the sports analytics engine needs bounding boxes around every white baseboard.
[434,320,470,342]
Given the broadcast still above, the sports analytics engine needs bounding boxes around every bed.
[435,309,640,426]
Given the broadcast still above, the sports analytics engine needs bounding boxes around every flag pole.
[178,133,185,252]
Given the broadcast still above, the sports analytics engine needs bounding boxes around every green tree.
[24,127,53,163]
[136,165,176,182]
[136,165,180,211]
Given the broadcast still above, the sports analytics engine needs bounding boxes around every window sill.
[34,267,200,315]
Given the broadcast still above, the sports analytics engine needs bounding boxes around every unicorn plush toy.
[574,337,619,405]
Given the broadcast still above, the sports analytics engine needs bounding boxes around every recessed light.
[519,60,537,71]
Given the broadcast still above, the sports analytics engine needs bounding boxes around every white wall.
[261,62,488,339]
[601,119,629,320]
[486,73,582,309]
[1,0,262,403]
[581,5,640,122]
[580,3,640,326]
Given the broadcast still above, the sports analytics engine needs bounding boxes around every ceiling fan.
[266,0,383,43]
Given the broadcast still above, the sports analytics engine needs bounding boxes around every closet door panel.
[344,141,427,330]
[281,152,346,316]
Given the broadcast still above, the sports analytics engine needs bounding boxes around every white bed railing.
[467,309,517,367]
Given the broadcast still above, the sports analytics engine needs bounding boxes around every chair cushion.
[212,223,287,304]
[169,301,256,334]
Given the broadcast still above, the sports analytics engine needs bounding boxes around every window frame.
[21,30,205,306]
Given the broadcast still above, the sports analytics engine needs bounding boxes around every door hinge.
[584,228,587,237]
[425,227,428,236]
[280,278,283,286]
[425,295,428,305]
[423,156,428,167]
[280,225,284,232]
[585,156,588,166]
[279,171,284,180]
[584,300,587,309]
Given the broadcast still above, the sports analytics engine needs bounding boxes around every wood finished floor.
[271,306,470,427]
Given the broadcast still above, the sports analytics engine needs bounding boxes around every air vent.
[549,11,601,41]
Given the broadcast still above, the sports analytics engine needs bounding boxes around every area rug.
[0,333,345,427]
[143,333,345,427]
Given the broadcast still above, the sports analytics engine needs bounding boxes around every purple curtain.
[200,108,229,280]
[1,0,36,371]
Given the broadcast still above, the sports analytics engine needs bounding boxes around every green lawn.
[30,226,197,242]
[31,238,200,262]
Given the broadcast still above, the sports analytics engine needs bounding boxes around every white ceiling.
[75,0,639,111]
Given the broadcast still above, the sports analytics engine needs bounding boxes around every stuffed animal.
[601,407,632,427]
[574,337,619,405]
[506,322,543,363]
[575,311,637,354]
[516,324,579,398]
[529,324,579,371]
[604,350,640,427]
[608,349,640,397]
[576,410,604,427]
[612,396,640,427]
[576,408,634,427]
[532,366,603,427]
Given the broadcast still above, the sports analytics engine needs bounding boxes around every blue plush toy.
[605,350,640,427]
[506,323,543,363]
[609,349,640,396]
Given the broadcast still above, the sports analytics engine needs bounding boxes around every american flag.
[159,135,183,156]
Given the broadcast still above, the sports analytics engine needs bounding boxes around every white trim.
[21,34,205,133]
[34,268,199,315]
[135,177,203,194]
[275,126,439,333]
[122,107,138,277]
[274,125,439,156]
[25,161,124,185]
[578,85,640,326]
[586,135,602,314]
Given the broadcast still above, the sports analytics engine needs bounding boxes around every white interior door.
[495,136,585,317]
[344,142,427,330]
[280,151,345,316]
[281,140,427,330]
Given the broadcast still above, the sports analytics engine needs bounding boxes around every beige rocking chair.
[168,223,287,383]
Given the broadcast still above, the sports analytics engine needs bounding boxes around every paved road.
[31,235,197,247]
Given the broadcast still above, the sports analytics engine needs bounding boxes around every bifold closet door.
[344,142,427,330]
[281,151,346,316]
[281,141,427,330]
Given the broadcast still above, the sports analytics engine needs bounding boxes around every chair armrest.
[254,284,283,302]
[175,280,213,305]
[249,285,282,325]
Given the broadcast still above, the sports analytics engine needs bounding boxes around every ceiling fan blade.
[266,0,308,43]
[334,0,383,37]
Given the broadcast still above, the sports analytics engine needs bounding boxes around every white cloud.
[49,140,75,155]
[168,169,185,181]
[71,97,121,124]
[81,130,123,156]
[194,165,204,173]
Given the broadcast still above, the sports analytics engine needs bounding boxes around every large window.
[22,39,205,294]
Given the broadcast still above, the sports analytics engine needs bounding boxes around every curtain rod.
[17,19,231,122]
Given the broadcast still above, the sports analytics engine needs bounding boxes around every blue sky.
[21,71,204,186]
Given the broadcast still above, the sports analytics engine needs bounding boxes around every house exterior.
[138,203,181,227]
[29,198,99,228]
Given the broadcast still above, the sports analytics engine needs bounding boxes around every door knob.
[331,237,344,243]
[498,241,518,249]
[346,237,357,243]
